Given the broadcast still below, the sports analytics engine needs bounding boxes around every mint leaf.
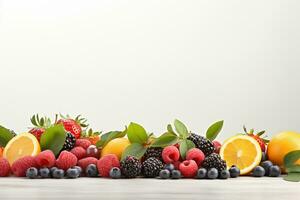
[284,173,300,182]
[151,132,178,147]
[121,143,147,160]
[0,125,14,147]
[179,139,195,159]
[40,125,66,156]
[284,150,300,170]
[126,122,148,144]
[174,119,189,139]
[206,120,224,141]
[96,130,126,148]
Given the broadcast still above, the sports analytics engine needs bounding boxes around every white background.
[0,0,299,140]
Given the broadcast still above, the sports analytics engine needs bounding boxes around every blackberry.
[202,153,227,173]
[187,133,215,156]
[142,157,163,178]
[144,147,163,161]
[62,132,76,151]
[120,156,142,178]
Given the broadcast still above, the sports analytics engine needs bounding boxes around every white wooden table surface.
[0,177,298,200]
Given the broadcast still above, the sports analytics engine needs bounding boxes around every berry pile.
[0,116,290,181]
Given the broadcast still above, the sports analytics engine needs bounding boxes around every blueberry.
[261,160,273,176]
[72,166,82,175]
[26,167,38,179]
[171,170,181,179]
[229,166,240,178]
[159,169,170,179]
[196,168,207,179]
[67,168,80,178]
[252,166,265,177]
[269,165,281,177]
[164,164,175,172]
[52,169,65,179]
[219,170,230,179]
[109,167,121,179]
[50,167,58,177]
[86,164,98,177]
[207,168,218,179]
[39,168,50,178]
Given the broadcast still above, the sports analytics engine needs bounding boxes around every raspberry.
[97,154,120,177]
[77,157,98,171]
[11,156,37,177]
[56,151,78,170]
[212,141,222,154]
[75,139,91,150]
[162,146,180,164]
[35,150,56,168]
[186,148,205,166]
[71,147,86,160]
[179,160,198,178]
[0,158,11,177]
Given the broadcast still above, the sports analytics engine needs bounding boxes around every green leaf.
[284,173,300,182]
[284,150,300,170]
[40,125,66,156]
[174,119,188,139]
[0,125,14,147]
[167,124,176,135]
[206,120,224,141]
[179,139,195,159]
[96,130,126,148]
[151,132,178,147]
[126,122,148,144]
[121,143,147,160]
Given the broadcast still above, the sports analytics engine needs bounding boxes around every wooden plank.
[0,177,298,200]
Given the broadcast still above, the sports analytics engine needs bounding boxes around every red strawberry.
[56,114,88,139]
[243,126,269,152]
[29,114,52,141]
[29,128,45,141]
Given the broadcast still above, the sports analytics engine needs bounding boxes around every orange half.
[3,133,41,165]
[220,135,262,175]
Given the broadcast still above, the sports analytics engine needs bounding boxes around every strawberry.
[80,128,101,145]
[29,114,52,141]
[56,114,88,139]
[243,126,269,152]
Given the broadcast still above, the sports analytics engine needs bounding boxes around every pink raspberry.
[77,157,98,171]
[11,156,37,177]
[71,147,86,160]
[35,150,56,168]
[179,160,198,178]
[75,139,92,150]
[97,154,120,177]
[162,146,180,164]
[213,141,222,154]
[0,158,11,177]
[186,148,205,166]
[56,151,78,170]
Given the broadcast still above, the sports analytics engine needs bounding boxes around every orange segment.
[3,133,41,165]
[220,135,262,175]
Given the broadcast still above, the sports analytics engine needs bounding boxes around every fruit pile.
[0,115,300,182]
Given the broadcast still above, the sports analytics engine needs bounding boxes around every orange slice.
[3,133,41,165]
[220,135,262,175]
